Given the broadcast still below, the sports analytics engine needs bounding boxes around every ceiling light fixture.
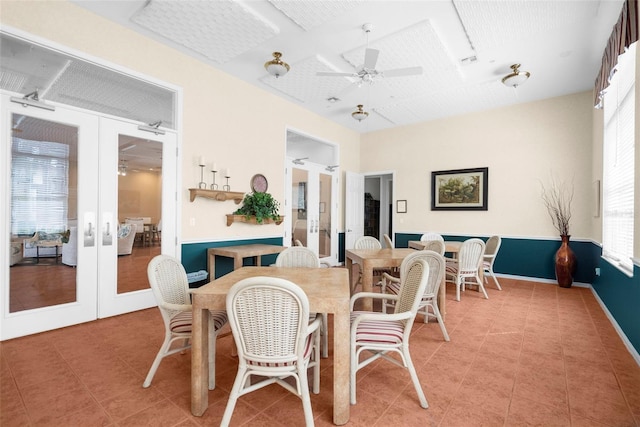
[10,89,56,111]
[501,64,531,88]
[352,105,369,122]
[264,52,290,78]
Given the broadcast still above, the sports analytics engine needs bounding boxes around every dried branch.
[541,177,574,236]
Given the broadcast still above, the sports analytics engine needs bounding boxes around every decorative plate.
[250,174,268,193]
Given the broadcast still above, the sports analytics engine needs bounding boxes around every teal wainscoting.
[181,237,283,279]
[394,233,596,283]
[592,262,640,355]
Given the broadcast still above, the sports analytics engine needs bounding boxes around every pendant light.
[501,64,531,87]
[264,52,290,78]
[352,104,369,122]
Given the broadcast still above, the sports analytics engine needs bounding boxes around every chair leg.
[432,303,450,342]
[298,365,315,427]
[403,347,429,409]
[143,332,172,388]
[350,345,358,405]
[455,278,461,301]
[208,317,217,390]
[220,367,245,427]
[476,274,489,299]
[490,269,502,290]
[313,327,321,394]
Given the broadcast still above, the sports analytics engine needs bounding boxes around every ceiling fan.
[317,23,423,89]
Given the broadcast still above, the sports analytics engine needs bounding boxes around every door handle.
[84,212,95,247]
[102,212,113,246]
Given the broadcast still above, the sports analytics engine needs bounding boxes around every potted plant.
[229,192,283,225]
[541,178,576,287]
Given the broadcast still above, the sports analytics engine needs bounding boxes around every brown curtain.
[594,0,638,107]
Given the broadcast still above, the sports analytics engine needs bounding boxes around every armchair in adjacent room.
[117,223,137,256]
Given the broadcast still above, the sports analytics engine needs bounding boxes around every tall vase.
[555,234,576,288]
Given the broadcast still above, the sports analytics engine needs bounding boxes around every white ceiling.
[74,0,624,133]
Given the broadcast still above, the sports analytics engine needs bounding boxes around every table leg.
[361,261,373,311]
[207,253,216,280]
[255,255,261,267]
[346,256,354,292]
[191,307,209,416]
[333,305,350,425]
[234,256,243,270]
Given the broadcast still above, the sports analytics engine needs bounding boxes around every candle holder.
[210,169,218,190]
[198,164,207,189]
[223,174,231,191]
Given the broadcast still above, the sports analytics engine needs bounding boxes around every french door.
[1,95,178,339]
[286,159,337,265]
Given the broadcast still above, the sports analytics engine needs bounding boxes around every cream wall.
[361,91,594,240]
[118,171,162,224]
[1,0,360,242]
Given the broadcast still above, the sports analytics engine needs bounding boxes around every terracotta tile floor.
[2,278,639,426]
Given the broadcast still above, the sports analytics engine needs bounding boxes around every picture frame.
[397,200,407,213]
[431,167,488,211]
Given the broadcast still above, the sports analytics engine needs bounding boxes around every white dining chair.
[483,235,502,290]
[445,238,487,301]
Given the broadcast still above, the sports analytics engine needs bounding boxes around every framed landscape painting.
[431,167,488,211]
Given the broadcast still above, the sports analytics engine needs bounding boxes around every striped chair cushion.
[247,333,314,367]
[209,310,229,330]
[351,312,404,345]
[170,310,228,334]
[169,311,192,334]
[483,260,491,269]
[385,281,401,296]
[445,262,458,275]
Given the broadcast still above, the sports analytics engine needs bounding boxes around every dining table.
[206,244,286,280]
[191,266,351,425]
[346,248,441,310]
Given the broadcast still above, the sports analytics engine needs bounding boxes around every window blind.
[11,138,69,236]
[602,42,636,275]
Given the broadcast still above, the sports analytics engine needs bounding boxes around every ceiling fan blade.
[363,48,380,70]
[317,71,358,77]
[382,66,423,78]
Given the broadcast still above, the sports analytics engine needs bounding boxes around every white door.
[1,96,100,339]
[97,119,178,317]
[287,160,338,265]
[345,171,364,249]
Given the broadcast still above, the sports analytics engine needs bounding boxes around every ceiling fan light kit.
[264,52,290,78]
[352,104,369,121]
[502,63,531,87]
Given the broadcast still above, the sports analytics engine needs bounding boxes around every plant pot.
[555,234,576,288]
[226,214,284,227]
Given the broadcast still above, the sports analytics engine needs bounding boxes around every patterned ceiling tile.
[261,54,353,103]
[453,0,600,52]
[132,0,279,64]
[267,0,363,30]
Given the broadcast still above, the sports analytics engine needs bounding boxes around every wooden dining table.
[207,244,286,279]
[408,240,462,253]
[346,247,450,319]
[190,266,351,425]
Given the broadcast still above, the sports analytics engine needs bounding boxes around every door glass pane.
[117,135,163,294]
[319,172,332,258]
[9,114,77,312]
[291,168,308,247]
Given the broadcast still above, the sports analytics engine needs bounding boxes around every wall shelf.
[189,188,245,204]
[226,214,284,227]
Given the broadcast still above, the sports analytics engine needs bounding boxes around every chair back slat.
[227,277,309,364]
[421,239,445,255]
[394,259,430,318]
[458,238,486,275]
[147,255,191,319]
[354,236,382,249]
[275,246,320,268]
[420,232,444,242]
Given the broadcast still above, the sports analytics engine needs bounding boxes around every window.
[11,138,70,236]
[602,42,636,276]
